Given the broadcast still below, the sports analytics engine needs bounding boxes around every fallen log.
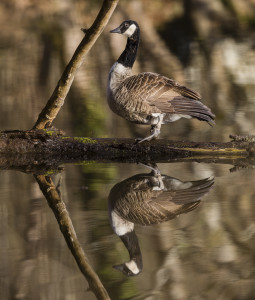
[0,130,255,173]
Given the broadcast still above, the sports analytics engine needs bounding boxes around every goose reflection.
[108,164,214,276]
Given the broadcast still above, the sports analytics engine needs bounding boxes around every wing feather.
[117,72,215,124]
[119,72,202,104]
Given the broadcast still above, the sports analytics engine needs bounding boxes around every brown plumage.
[109,170,214,226]
[108,164,214,276]
[113,72,215,125]
[108,20,215,143]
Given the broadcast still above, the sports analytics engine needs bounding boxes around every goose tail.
[168,97,215,126]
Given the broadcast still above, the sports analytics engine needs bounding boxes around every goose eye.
[124,23,129,28]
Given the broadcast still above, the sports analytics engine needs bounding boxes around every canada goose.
[108,164,214,276]
[108,20,215,143]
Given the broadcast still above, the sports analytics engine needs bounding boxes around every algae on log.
[0,130,255,168]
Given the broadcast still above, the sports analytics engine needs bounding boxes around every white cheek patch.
[123,24,137,37]
[125,260,140,275]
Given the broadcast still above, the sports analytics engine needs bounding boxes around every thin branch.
[33,0,119,130]
[34,175,111,300]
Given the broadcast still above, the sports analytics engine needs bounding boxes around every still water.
[1,161,255,299]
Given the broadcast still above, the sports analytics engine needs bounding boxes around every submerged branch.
[33,0,119,130]
[34,175,110,300]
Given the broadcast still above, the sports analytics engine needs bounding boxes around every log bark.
[0,130,255,172]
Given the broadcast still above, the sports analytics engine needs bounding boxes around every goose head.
[110,20,140,40]
[113,259,142,277]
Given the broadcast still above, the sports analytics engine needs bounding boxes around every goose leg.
[138,162,161,175]
[135,114,163,144]
[138,162,164,190]
[135,126,160,143]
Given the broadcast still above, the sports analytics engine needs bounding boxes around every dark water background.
[1,0,255,299]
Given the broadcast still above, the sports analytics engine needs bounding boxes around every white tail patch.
[163,114,192,123]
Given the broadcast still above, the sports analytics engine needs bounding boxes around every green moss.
[43,169,57,176]
[44,130,55,136]
[42,129,64,137]
[60,136,97,143]
[73,137,97,144]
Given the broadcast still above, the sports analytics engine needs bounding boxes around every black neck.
[120,230,143,269]
[117,31,140,68]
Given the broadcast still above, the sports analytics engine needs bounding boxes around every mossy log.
[0,130,255,172]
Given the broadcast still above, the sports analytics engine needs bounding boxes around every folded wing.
[120,72,215,125]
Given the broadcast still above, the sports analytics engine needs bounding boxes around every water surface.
[1,162,255,299]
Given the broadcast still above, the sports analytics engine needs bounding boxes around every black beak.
[113,264,125,272]
[110,26,122,34]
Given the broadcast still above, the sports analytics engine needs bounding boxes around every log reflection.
[108,164,214,276]
[34,175,110,300]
